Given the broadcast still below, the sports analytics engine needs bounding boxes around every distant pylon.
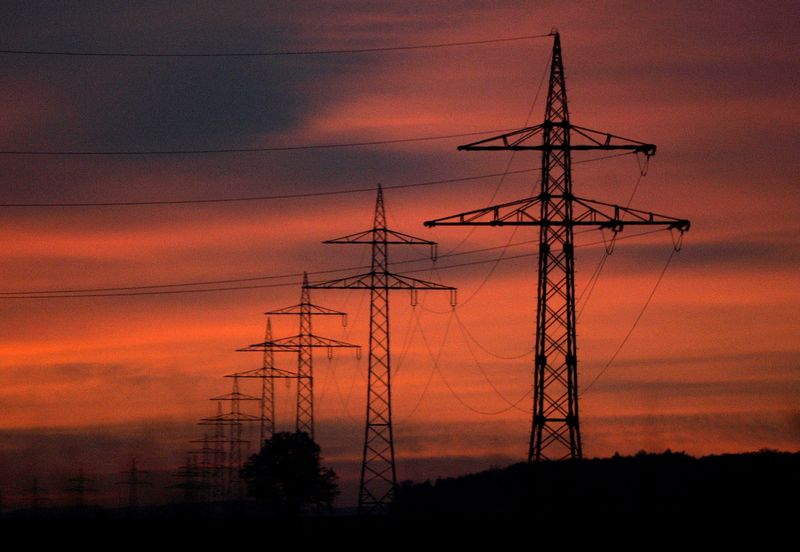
[308,185,456,515]
[116,458,152,511]
[28,478,48,511]
[202,376,260,498]
[228,317,298,446]
[170,456,208,504]
[189,432,227,500]
[195,401,231,499]
[425,31,690,461]
[189,434,217,499]
[64,468,98,509]
[258,318,277,442]
[238,273,360,440]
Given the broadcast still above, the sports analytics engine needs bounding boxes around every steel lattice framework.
[238,273,359,440]
[188,434,225,500]
[200,379,259,498]
[425,32,689,462]
[193,403,231,500]
[308,186,456,515]
[116,458,151,510]
[228,317,297,445]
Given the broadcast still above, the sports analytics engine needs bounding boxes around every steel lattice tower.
[28,478,48,511]
[189,434,224,500]
[239,273,359,440]
[171,456,208,504]
[309,185,456,515]
[425,32,690,461]
[116,459,151,511]
[201,379,259,498]
[194,402,230,499]
[64,468,98,509]
[228,317,297,445]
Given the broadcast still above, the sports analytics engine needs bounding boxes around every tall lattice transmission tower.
[64,468,98,510]
[188,434,220,500]
[309,186,456,515]
[193,402,230,500]
[238,273,359,440]
[27,478,49,512]
[425,31,689,461]
[116,458,152,511]
[200,380,259,498]
[227,317,296,446]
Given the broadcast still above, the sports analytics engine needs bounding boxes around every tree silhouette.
[240,431,338,515]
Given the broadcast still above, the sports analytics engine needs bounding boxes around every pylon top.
[323,186,438,247]
[265,271,349,317]
[454,31,653,155]
[237,333,362,353]
[225,366,297,378]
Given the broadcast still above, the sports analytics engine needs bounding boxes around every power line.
[454,309,533,361]
[576,164,647,320]
[0,167,535,207]
[395,308,455,423]
[0,152,635,208]
[413,308,530,416]
[453,310,532,412]
[0,224,669,299]
[0,128,521,157]
[581,248,677,395]
[0,237,540,295]
[442,50,551,256]
[0,33,552,58]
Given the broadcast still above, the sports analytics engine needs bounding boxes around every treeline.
[392,450,799,521]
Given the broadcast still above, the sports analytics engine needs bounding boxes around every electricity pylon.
[228,317,297,445]
[189,434,225,500]
[425,31,689,462]
[28,478,48,511]
[194,402,231,500]
[170,456,208,504]
[64,468,98,509]
[238,273,360,440]
[308,185,457,515]
[116,458,151,511]
[200,381,259,498]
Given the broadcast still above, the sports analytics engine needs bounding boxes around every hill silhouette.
[3,450,796,539]
[392,449,799,523]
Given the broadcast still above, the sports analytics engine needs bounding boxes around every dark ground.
[2,450,796,541]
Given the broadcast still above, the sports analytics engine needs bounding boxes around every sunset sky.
[1,1,798,507]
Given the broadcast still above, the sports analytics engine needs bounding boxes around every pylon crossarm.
[381,228,437,245]
[457,124,546,150]
[457,122,655,154]
[569,124,656,155]
[323,228,376,244]
[307,272,373,289]
[275,334,360,348]
[425,194,689,232]
[235,340,299,353]
[200,412,260,423]
[384,272,456,291]
[225,366,297,379]
[308,270,454,291]
[239,334,359,352]
[424,196,542,226]
[572,196,690,231]
[266,302,347,317]
[209,391,260,401]
[324,227,438,245]
[307,334,361,349]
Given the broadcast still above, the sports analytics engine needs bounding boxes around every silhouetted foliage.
[240,431,338,515]
[392,449,800,524]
